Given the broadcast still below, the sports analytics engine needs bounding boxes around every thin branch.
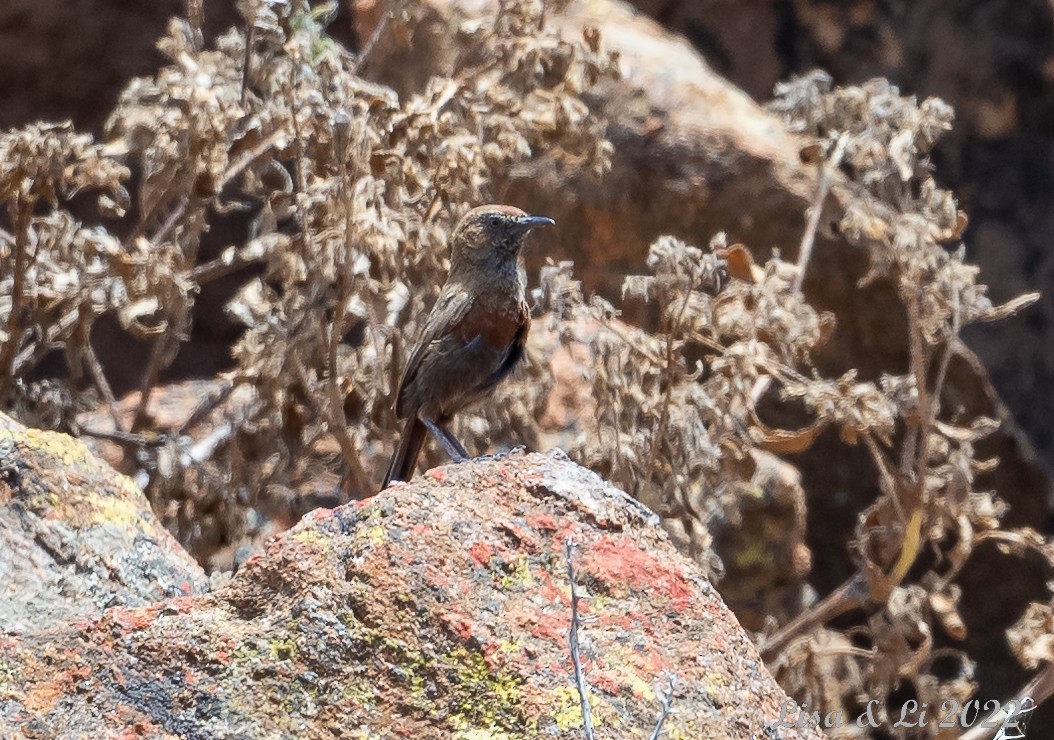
[594,314,664,364]
[647,286,692,497]
[793,132,848,295]
[83,339,116,405]
[565,537,595,740]
[862,431,905,521]
[759,575,869,661]
[928,287,961,429]
[649,675,678,740]
[241,20,255,106]
[13,306,80,377]
[177,379,238,436]
[78,426,167,448]
[350,0,392,75]
[0,196,33,400]
[904,288,931,502]
[148,195,191,250]
[960,668,1045,740]
[187,245,268,286]
[326,279,371,498]
[130,331,175,431]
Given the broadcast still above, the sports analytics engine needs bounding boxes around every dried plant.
[0,0,618,564]
[533,72,1051,735]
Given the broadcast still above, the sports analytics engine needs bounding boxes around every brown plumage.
[381,205,555,489]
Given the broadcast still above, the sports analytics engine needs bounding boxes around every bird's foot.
[475,445,527,463]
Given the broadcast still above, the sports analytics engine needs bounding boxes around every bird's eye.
[488,216,502,228]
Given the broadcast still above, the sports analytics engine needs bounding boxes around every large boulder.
[0,439,819,738]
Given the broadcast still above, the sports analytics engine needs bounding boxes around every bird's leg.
[421,417,469,463]
[437,421,470,461]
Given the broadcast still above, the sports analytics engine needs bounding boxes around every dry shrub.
[535,71,1049,735]
[0,0,617,563]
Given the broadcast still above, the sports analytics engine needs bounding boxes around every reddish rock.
[0,447,820,738]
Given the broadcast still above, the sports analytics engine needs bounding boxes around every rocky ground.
[0,414,817,738]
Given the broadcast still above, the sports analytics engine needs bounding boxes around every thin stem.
[905,289,931,502]
[759,575,869,661]
[0,197,33,400]
[793,133,848,295]
[565,537,595,740]
[241,20,254,106]
[83,340,116,405]
[649,676,678,740]
[177,379,239,436]
[350,0,392,75]
[647,287,692,497]
[929,288,961,432]
[131,332,174,432]
[960,668,1045,740]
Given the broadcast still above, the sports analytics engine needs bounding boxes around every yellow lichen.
[268,638,298,662]
[550,685,596,731]
[498,555,535,590]
[91,497,150,532]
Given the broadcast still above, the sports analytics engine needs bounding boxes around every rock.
[0,447,820,738]
[0,412,207,634]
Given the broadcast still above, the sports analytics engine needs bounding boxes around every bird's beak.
[515,214,556,231]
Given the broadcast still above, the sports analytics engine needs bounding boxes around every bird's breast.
[452,299,529,350]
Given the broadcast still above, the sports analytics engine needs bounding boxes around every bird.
[381,204,555,489]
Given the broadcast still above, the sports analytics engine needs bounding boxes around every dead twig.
[793,132,847,295]
[649,675,678,740]
[565,537,595,740]
[961,677,1042,740]
[0,197,33,400]
[759,576,869,661]
[350,0,393,75]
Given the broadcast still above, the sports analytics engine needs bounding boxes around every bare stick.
[351,0,393,75]
[960,665,1047,740]
[793,133,848,295]
[565,537,595,740]
[131,332,174,432]
[646,286,693,498]
[83,341,116,405]
[759,575,868,661]
[928,287,961,430]
[0,197,33,400]
[649,675,678,740]
[177,379,238,436]
[241,17,255,106]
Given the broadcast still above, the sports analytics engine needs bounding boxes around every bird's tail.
[382,417,427,490]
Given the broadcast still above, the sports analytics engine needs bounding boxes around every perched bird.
[382,205,555,489]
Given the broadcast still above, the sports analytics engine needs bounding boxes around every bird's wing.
[395,286,476,417]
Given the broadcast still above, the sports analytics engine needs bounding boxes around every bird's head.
[449,205,555,268]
